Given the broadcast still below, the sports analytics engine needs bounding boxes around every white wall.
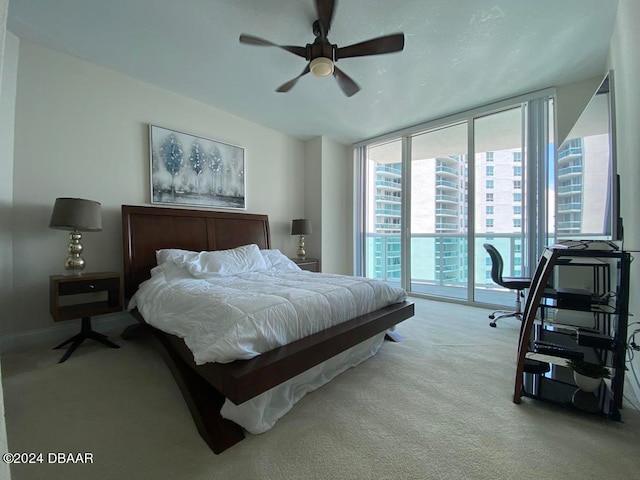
[320,137,351,275]
[10,41,306,336]
[609,0,640,398]
[303,136,352,275]
[304,137,322,263]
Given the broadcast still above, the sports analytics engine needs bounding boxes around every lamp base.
[296,235,306,259]
[64,231,86,275]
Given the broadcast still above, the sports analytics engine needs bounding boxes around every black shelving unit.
[520,247,631,420]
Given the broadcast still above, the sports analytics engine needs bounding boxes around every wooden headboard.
[121,205,271,299]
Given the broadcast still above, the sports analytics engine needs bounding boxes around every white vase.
[573,371,602,392]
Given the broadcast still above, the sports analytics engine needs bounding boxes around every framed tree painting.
[149,125,245,209]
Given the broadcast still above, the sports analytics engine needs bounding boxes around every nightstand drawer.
[57,277,117,296]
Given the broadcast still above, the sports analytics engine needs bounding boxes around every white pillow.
[156,248,199,266]
[186,244,268,277]
[261,249,302,271]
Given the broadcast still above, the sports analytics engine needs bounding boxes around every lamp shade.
[49,198,102,232]
[291,219,312,236]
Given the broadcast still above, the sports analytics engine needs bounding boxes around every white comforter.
[130,263,406,365]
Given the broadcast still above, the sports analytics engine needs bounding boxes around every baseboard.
[0,312,135,353]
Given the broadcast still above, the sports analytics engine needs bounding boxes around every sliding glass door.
[410,123,468,300]
[473,107,526,305]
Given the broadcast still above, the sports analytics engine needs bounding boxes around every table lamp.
[291,219,312,259]
[49,197,102,275]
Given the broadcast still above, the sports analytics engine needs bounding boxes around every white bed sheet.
[130,262,406,365]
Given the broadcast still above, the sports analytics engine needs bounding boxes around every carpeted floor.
[2,298,639,480]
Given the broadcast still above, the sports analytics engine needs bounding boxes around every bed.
[122,204,415,453]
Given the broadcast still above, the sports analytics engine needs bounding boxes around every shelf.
[522,372,618,419]
[526,352,613,376]
[55,301,122,322]
[541,296,618,314]
[514,247,629,421]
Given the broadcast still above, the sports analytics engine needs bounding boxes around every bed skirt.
[220,332,386,433]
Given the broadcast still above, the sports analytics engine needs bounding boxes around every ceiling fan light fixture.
[310,57,334,77]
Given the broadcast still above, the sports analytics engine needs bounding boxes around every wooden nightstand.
[291,258,320,272]
[50,271,123,363]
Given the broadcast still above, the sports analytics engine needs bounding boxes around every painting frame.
[149,125,246,210]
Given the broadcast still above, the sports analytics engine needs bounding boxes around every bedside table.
[291,258,320,272]
[50,271,123,363]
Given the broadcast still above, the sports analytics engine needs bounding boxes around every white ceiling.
[7,0,619,145]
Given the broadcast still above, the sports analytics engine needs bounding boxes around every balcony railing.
[364,232,529,305]
[375,165,402,176]
[374,224,401,231]
[376,180,401,189]
[557,184,582,194]
[376,194,401,203]
[557,221,582,229]
[557,147,583,159]
[435,179,459,189]
[435,208,459,216]
[558,165,583,176]
[435,165,459,176]
[375,209,401,216]
[435,194,459,202]
[557,203,582,212]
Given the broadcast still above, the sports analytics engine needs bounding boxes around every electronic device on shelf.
[533,340,584,360]
[555,288,592,310]
[576,330,615,350]
[554,288,612,310]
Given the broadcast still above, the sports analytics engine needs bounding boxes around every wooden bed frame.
[121,204,415,453]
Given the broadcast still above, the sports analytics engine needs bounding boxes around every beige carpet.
[2,298,639,480]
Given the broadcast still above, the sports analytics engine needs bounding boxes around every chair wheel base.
[488,314,495,319]
[489,322,497,328]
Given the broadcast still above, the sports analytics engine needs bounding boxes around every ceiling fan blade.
[333,65,360,97]
[276,65,311,93]
[336,33,405,60]
[239,34,307,58]
[315,0,336,39]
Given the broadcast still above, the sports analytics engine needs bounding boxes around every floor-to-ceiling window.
[355,90,554,308]
[362,139,403,286]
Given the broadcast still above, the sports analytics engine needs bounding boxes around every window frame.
[354,88,555,307]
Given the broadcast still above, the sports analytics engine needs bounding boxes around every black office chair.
[483,243,532,328]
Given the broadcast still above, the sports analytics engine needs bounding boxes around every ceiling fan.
[239,0,405,97]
